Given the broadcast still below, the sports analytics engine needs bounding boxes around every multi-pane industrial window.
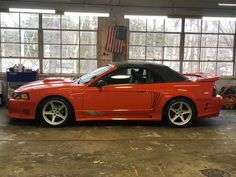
[42,14,97,74]
[184,18,234,76]
[128,17,182,71]
[0,12,98,74]
[0,12,39,72]
[128,17,235,76]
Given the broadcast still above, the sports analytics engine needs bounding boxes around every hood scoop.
[43,77,65,83]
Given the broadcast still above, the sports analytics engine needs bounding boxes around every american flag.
[105,26,126,54]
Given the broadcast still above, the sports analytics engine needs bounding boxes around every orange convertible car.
[8,61,222,127]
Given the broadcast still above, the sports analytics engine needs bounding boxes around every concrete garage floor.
[0,107,235,177]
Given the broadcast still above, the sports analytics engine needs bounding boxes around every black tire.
[37,96,72,127]
[163,98,196,128]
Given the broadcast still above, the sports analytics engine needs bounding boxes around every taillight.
[212,86,217,97]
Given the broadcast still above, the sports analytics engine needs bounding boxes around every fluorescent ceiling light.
[9,8,55,13]
[124,15,168,19]
[218,3,236,6]
[64,12,109,17]
[202,16,236,21]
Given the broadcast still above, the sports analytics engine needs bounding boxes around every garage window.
[0,12,39,72]
[184,18,235,76]
[42,14,97,74]
[128,17,182,72]
[0,12,98,74]
[128,16,236,76]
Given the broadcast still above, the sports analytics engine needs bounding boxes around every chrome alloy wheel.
[168,101,193,126]
[42,100,68,126]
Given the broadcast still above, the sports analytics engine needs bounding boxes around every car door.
[82,67,154,118]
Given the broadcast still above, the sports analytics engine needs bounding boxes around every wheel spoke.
[50,102,55,110]
[44,111,53,115]
[170,108,177,113]
[58,105,65,112]
[180,116,185,123]
[51,115,56,123]
[182,110,191,115]
[179,102,183,110]
[171,115,179,122]
[57,113,66,120]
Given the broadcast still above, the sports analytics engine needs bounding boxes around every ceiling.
[0,0,235,9]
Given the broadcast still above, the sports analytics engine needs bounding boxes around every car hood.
[16,77,79,92]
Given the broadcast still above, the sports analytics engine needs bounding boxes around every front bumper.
[8,99,35,119]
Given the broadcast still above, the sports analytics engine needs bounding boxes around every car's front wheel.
[164,98,196,127]
[37,97,72,127]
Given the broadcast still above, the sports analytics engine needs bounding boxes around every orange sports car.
[8,61,222,127]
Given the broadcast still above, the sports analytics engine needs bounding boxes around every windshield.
[77,65,112,84]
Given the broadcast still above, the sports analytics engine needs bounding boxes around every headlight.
[12,92,29,100]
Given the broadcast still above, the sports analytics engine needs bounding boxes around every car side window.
[101,67,149,85]
[149,70,164,83]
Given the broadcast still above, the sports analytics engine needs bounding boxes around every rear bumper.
[8,99,35,119]
[197,95,222,119]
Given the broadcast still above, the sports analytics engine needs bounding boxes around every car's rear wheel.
[164,98,196,127]
[37,97,72,127]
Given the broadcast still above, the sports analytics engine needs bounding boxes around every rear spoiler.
[183,73,220,82]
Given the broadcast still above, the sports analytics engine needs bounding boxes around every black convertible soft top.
[114,61,189,83]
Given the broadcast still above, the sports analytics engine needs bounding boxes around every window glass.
[62,31,80,44]
[129,46,145,59]
[104,68,149,85]
[129,19,146,31]
[130,33,146,45]
[43,59,61,73]
[165,34,180,46]
[185,34,201,47]
[1,44,20,57]
[21,13,39,28]
[217,62,233,76]
[200,62,217,74]
[80,31,97,44]
[62,45,79,58]
[219,20,235,33]
[1,58,20,72]
[184,48,200,60]
[21,44,38,57]
[185,19,201,33]
[202,20,218,33]
[62,15,79,29]
[147,18,164,32]
[80,60,97,74]
[1,13,19,28]
[42,14,60,29]
[146,47,163,60]
[146,33,164,46]
[44,45,61,58]
[21,30,38,43]
[201,35,218,47]
[43,30,60,44]
[165,18,182,32]
[1,29,19,43]
[62,60,79,73]
[80,45,96,58]
[80,16,98,30]
[218,35,234,47]
[164,47,180,60]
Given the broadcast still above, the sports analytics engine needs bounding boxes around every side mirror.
[96,80,106,87]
